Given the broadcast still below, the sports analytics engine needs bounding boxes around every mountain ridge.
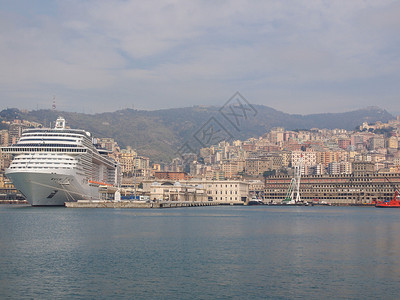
[0,105,394,161]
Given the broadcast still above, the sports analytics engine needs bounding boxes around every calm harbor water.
[1,205,400,299]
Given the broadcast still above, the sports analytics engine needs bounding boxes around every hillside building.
[155,171,190,181]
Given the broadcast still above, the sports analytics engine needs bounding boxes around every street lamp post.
[134,162,137,200]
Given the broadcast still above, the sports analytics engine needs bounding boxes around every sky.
[0,0,400,115]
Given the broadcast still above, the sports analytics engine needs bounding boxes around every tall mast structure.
[294,156,302,203]
[52,96,56,111]
[284,155,303,204]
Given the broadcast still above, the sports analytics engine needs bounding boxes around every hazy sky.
[1,0,399,114]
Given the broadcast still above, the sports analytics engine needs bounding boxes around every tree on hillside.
[263,170,276,178]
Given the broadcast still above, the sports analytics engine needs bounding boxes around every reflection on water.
[1,205,400,299]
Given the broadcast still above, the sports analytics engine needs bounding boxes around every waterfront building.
[143,179,250,204]
[149,181,206,202]
[197,179,250,203]
[265,162,399,205]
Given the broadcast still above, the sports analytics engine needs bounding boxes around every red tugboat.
[375,190,400,208]
[375,176,400,208]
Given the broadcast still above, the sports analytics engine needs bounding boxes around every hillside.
[0,105,393,161]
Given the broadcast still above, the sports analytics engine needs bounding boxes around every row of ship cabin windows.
[12,162,76,165]
[6,148,86,152]
[10,166,73,169]
[13,157,75,161]
[23,134,84,138]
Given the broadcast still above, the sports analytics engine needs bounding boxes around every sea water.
[1,205,400,299]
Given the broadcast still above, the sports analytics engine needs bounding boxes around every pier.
[0,200,28,205]
[65,200,231,208]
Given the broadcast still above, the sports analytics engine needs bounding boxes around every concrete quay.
[65,200,229,208]
[0,200,29,205]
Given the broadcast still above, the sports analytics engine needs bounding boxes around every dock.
[65,200,234,208]
[0,200,29,205]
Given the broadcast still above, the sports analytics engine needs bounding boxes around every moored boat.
[247,197,264,205]
[375,191,400,208]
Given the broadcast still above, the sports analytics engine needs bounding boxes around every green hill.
[0,105,393,161]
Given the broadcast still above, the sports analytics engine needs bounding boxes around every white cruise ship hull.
[5,170,100,206]
[2,116,121,206]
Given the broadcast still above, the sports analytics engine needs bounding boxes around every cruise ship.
[2,117,121,206]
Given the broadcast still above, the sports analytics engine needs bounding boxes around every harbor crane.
[283,156,303,204]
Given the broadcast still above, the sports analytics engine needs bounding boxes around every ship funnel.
[55,117,66,129]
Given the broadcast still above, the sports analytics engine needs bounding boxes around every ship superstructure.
[2,117,120,206]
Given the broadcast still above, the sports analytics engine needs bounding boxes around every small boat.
[247,197,264,205]
[375,191,400,208]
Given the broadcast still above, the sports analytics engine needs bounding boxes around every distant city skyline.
[1,1,400,115]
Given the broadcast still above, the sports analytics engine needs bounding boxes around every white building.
[144,179,249,204]
[149,181,206,202]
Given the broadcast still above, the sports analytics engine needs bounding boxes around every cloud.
[0,0,399,114]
